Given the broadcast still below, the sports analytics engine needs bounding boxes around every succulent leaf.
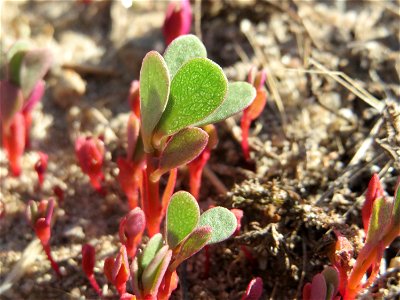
[198,206,237,244]
[163,34,207,78]
[150,127,208,182]
[195,82,256,126]
[139,51,170,153]
[166,191,200,248]
[154,58,228,139]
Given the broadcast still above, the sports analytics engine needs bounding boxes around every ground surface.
[1,1,399,299]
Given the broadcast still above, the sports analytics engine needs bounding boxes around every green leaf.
[142,246,171,296]
[6,41,30,63]
[366,197,392,243]
[195,82,256,126]
[140,51,170,153]
[198,207,237,245]
[0,80,24,130]
[19,49,53,98]
[150,127,209,182]
[140,233,164,271]
[166,191,200,249]
[154,58,228,140]
[164,34,207,79]
[170,226,212,271]
[9,50,26,87]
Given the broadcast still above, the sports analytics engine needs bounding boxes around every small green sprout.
[131,191,237,299]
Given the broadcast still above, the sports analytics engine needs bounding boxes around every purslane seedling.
[133,34,256,235]
[26,198,61,277]
[1,41,52,176]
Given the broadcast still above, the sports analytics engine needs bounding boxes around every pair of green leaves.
[165,191,237,269]
[133,191,237,297]
[140,35,256,154]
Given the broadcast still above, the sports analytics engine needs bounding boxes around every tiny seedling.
[75,136,105,193]
[1,42,52,176]
[136,34,255,235]
[82,244,102,296]
[26,198,61,277]
[131,191,237,299]
[163,0,192,46]
[104,245,131,296]
[241,67,267,161]
[119,208,146,258]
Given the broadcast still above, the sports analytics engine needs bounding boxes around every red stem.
[143,153,161,237]
[161,168,177,216]
[43,243,62,277]
[241,112,251,161]
[87,273,102,296]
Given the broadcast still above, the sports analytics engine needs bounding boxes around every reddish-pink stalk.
[82,244,102,296]
[188,148,211,199]
[2,112,26,176]
[161,168,178,217]
[241,69,267,161]
[142,154,162,237]
[42,243,62,277]
[117,158,142,209]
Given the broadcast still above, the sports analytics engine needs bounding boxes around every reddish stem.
[43,243,61,277]
[240,112,251,161]
[143,154,161,237]
[161,168,178,216]
[87,273,102,296]
[188,148,211,199]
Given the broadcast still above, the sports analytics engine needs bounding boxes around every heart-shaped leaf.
[150,127,208,182]
[0,80,24,130]
[19,49,53,98]
[170,226,212,271]
[195,82,256,126]
[164,34,207,79]
[142,245,172,296]
[140,51,170,153]
[198,206,237,245]
[166,191,200,249]
[154,58,227,140]
[140,233,164,271]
